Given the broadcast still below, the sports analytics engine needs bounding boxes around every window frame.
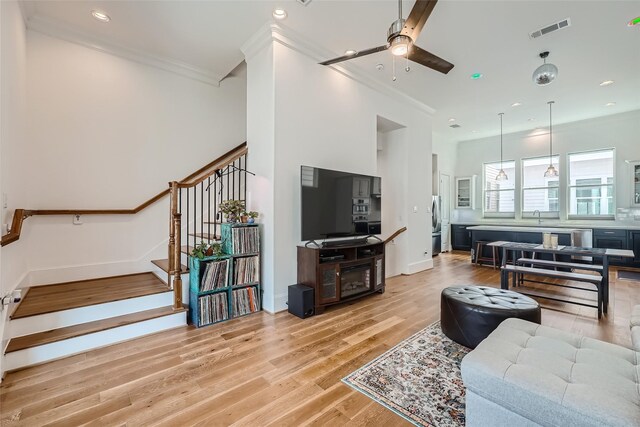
[567,148,616,220]
[520,155,561,219]
[482,159,516,218]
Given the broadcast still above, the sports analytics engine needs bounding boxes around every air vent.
[296,0,313,5]
[449,124,461,129]
[529,18,571,39]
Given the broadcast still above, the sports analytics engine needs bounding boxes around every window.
[483,160,515,217]
[568,149,615,218]
[522,156,560,218]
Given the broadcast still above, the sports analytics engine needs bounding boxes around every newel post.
[169,182,183,309]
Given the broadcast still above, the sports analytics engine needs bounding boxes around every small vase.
[226,214,237,223]
[240,216,248,223]
[247,218,255,224]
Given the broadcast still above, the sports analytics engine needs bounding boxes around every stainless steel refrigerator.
[432,196,441,256]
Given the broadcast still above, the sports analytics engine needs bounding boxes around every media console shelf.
[297,241,385,314]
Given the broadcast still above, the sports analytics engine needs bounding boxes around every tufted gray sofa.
[631,305,640,351]
[461,317,640,427]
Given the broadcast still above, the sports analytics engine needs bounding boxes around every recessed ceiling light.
[375,63,384,71]
[470,73,483,80]
[273,8,287,20]
[628,16,640,27]
[91,10,111,23]
[599,80,614,86]
[511,102,522,107]
[605,102,616,107]
[345,50,357,56]
[448,118,456,123]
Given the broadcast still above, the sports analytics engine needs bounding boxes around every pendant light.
[533,51,558,86]
[544,101,558,178]
[496,113,508,181]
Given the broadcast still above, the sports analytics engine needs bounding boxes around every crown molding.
[26,14,222,87]
[241,22,435,116]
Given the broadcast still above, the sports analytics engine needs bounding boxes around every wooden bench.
[516,258,604,273]
[501,264,603,318]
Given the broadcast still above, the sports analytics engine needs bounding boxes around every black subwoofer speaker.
[288,284,314,319]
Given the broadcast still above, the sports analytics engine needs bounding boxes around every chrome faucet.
[533,210,542,225]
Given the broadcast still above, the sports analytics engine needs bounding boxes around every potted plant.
[247,211,259,224]
[210,242,223,256]
[190,241,209,259]
[219,200,245,223]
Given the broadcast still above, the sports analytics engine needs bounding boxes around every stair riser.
[149,269,190,304]
[9,291,174,337]
[4,311,187,372]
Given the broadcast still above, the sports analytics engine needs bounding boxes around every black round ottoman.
[440,286,541,349]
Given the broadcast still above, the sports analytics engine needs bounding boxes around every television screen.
[301,166,381,241]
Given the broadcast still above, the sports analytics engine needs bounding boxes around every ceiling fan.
[319,0,454,74]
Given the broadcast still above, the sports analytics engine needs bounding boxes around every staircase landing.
[10,272,170,319]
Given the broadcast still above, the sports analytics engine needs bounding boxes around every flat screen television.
[301,166,381,242]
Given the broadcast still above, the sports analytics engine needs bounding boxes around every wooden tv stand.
[297,241,385,315]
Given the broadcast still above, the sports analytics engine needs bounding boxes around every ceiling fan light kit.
[533,51,558,86]
[390,35,411,56]
[319,0,454,76]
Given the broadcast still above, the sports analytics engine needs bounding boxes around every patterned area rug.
[342,321,470,427]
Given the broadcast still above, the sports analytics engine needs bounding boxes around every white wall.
[245,26,434,312]
[1,0,29,375]
[454,110,640,224]
[6,30,247,282]
[377,129,409,278]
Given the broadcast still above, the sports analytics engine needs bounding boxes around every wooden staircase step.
[10,273,170,319]
[5,305,187,354]
[188,232,221,241]
[151,259,188,274]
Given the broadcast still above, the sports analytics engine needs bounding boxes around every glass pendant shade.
[543,101,557,178]
[495,112,508,181]
[533,63,558,86]
[544,164,558,178]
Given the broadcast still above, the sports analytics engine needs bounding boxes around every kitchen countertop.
[467,225,584,234]
[452,222,640,231]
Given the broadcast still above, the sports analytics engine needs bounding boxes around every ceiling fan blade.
[408,45,454,74]
[319,45,389,66]
[401,0,438,40]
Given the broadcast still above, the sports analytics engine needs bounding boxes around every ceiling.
[22,0,640,141]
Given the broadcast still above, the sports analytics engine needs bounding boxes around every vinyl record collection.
[232,286,260,317]
[198,293,228,326]
[200,259,229,292]
[231,227,260,254]
[234,256,259,286]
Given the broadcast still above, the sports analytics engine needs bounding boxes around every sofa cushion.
[461,318,640,427]
[631,305,640,328]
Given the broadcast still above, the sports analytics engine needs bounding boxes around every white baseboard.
[404,259,434,275]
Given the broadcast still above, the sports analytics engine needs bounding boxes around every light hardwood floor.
[1,252,639,426]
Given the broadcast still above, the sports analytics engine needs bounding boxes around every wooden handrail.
[179,142,247,185]
[1,209,31,246]
[0,142,248,247]
[177,145,248,189]
[384,227,407,244]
